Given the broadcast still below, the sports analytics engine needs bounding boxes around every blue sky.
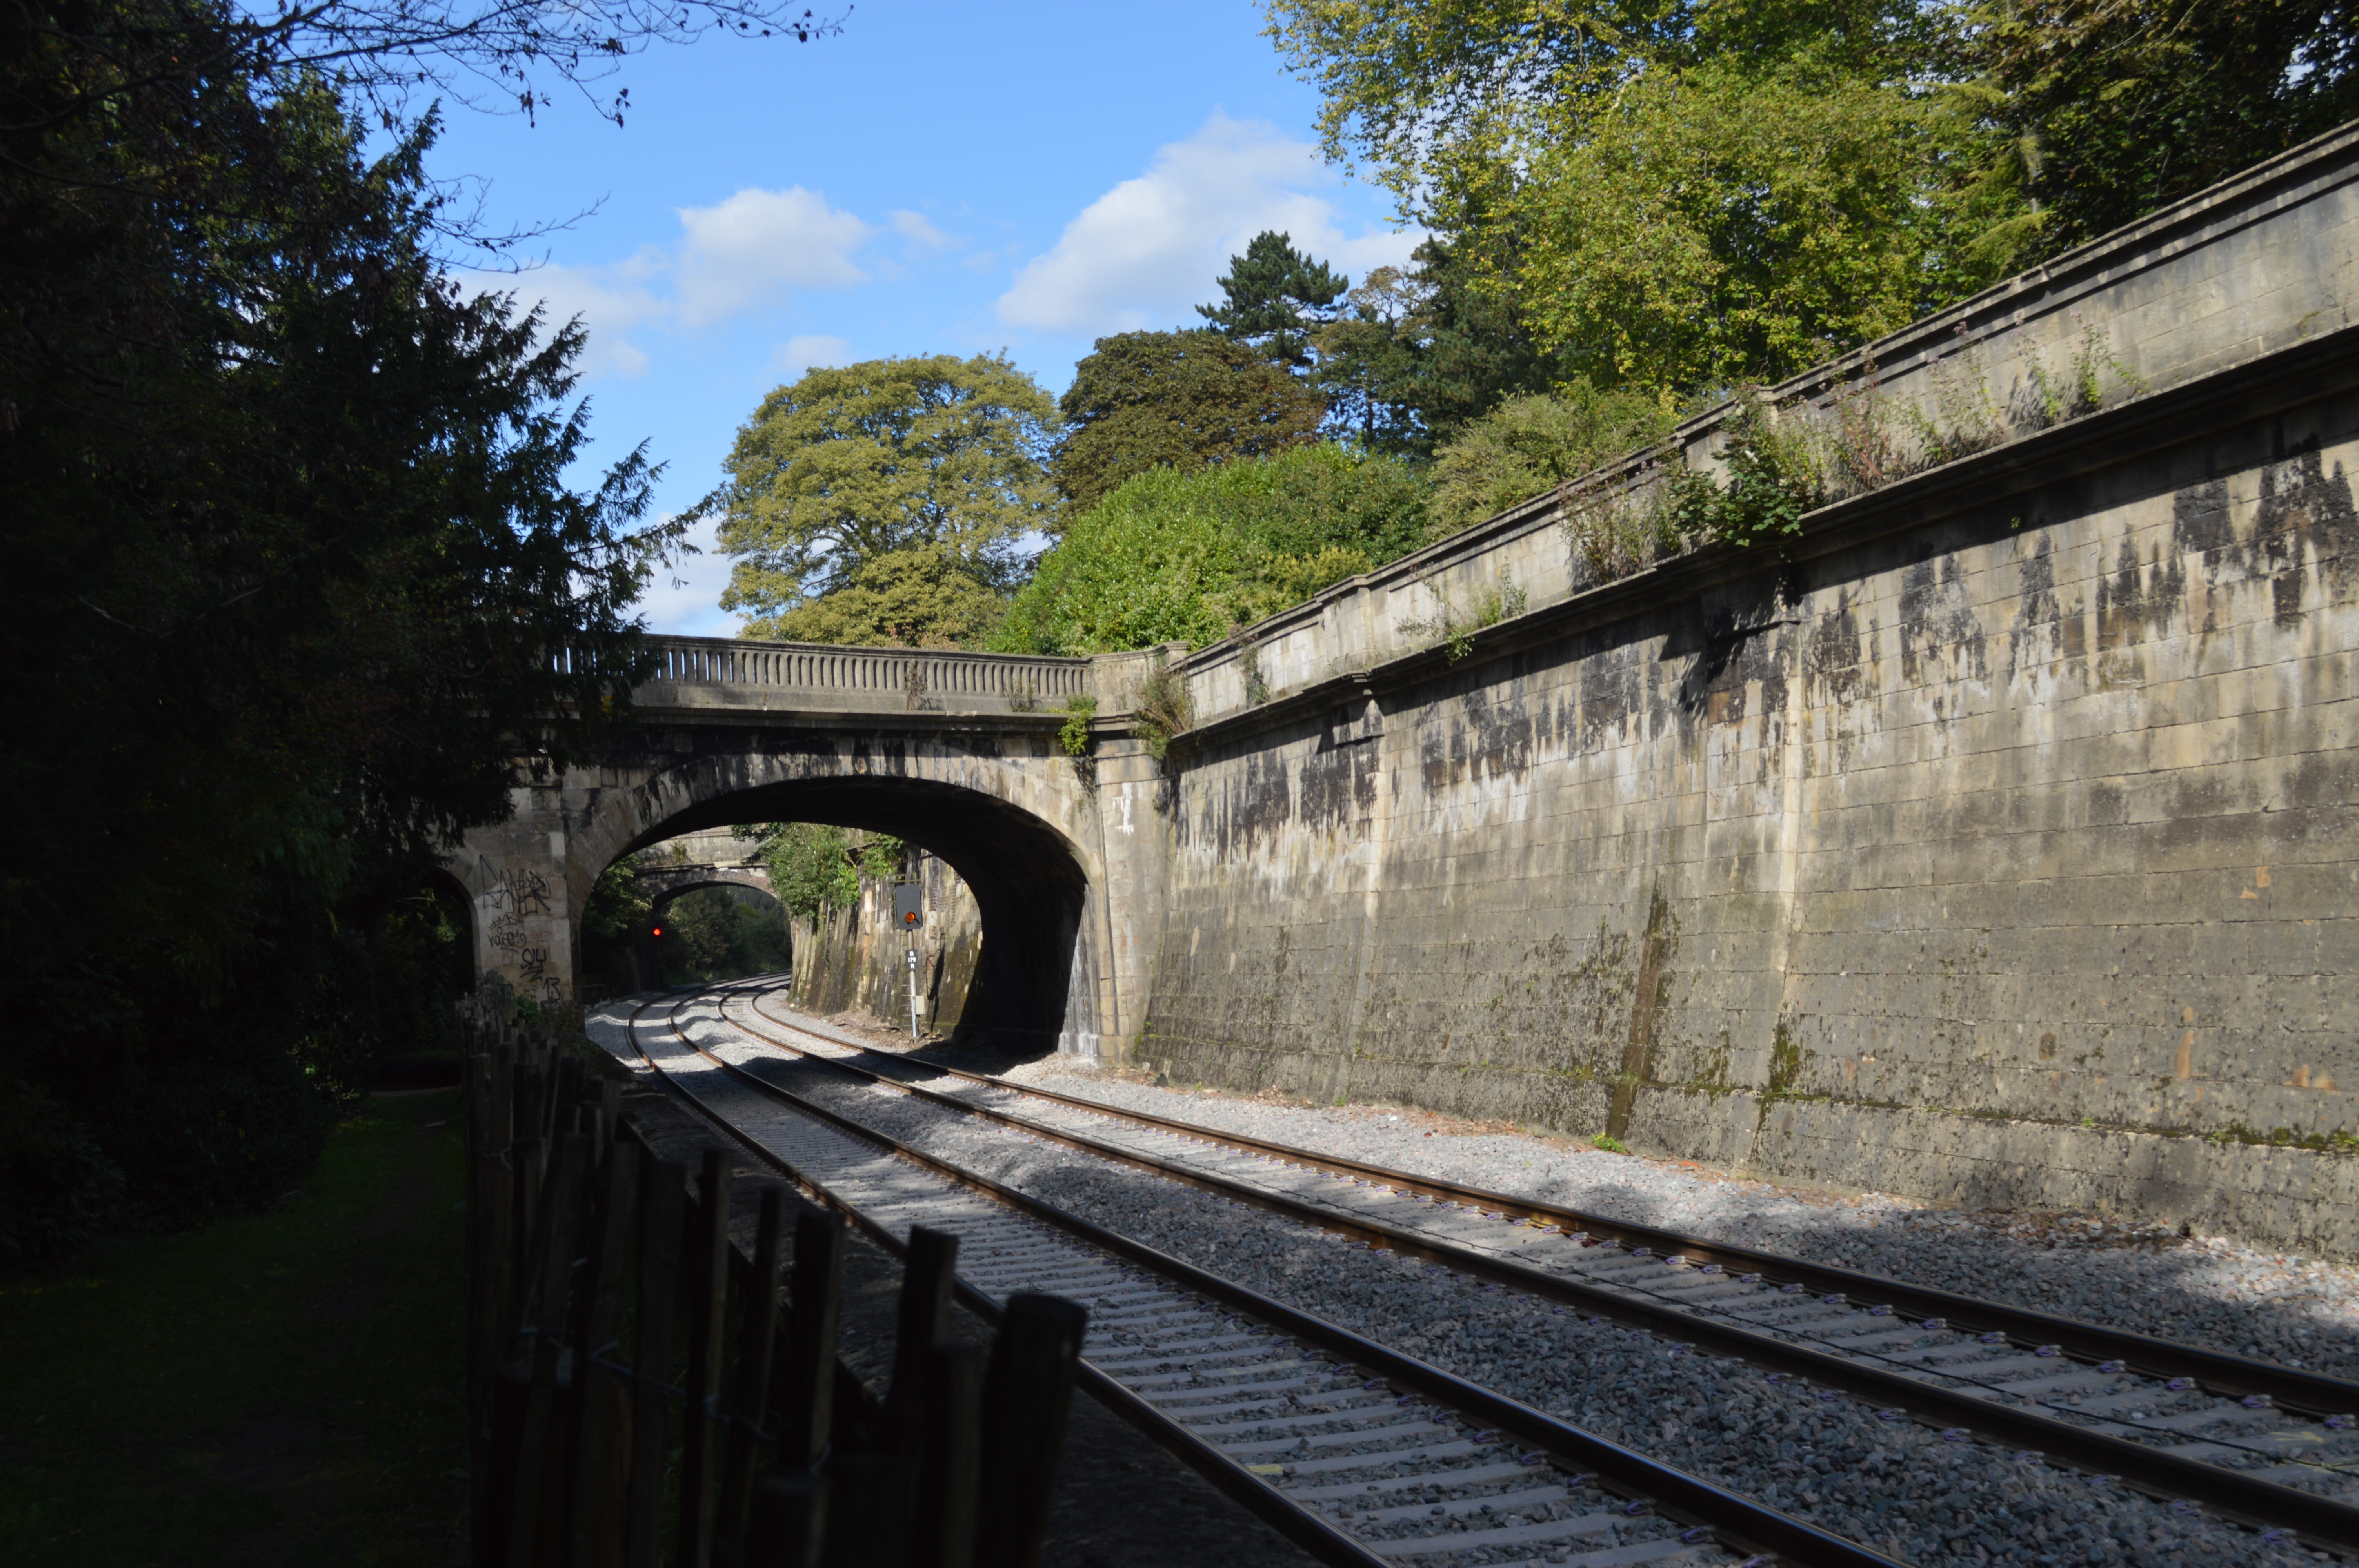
[427,1,1419,635]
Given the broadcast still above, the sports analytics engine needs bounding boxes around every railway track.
[695,978,2359,1555]
[611,985,1919,1568]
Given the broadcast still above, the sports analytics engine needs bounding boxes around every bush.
[0,1083,128,1267]
[995,443,1430,654]
[1429,384,1672,536]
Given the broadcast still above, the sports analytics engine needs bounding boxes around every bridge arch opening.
[614,775,1091,1055]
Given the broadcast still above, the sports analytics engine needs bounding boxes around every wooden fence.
[461,1000,1085,1567]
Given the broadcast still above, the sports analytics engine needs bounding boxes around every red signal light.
[651,927,662,937]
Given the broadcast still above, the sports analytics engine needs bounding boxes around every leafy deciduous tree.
[748,543,1009,647]
[1984,0,2359,255]
[718,354,1062,635]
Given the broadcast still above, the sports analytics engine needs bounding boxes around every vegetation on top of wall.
[1130,659,1195,760]
[1427,383,1673,537]
[994,442,1429,655]
[1058,695,1098,759]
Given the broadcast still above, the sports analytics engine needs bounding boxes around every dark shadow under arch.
[617,777,1089,1052]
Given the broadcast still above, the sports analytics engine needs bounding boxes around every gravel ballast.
[665,992,2346,1568]
[969,1065,2359,1384]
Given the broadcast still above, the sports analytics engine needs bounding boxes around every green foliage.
[747,823,861,922]
[752,543,1008,648]
[658,887,789,985]
[1265,2,2023,397]
[2,0,682,1234]
[1429,383,1673,535]
[717,353,1062,631]
[1592,1132,1631,1154]
[1403,571,1528,663]
[1505,52,1998,393]
[1984,0,2359,258]
[1665,397,1827,550]
[1058,696,1098,759]
[1270,0,2359,403]
[1313,236,1591,455]
[367,887,472,1065]
[860,834,909,881]
[996,443,1430,655]
[1130,659,1195,762]
[578,857,654,983]
[1197,230,1351,369]
[1054,331,1325,512]
[0,1082,128,1267]
[1,1094,469,1565]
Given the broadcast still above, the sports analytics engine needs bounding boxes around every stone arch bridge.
[450,641,1172,1056]
[454,129,2359,1252]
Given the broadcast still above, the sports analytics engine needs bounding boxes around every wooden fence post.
[774,1210,845,1470]
[973,1294,1088,1568]
[501,1130,591,1568]
[910,1344,983,1568]
[678,1149,734,1568]
[566,1138,641,1568]
[750,1472,829,1568]
[626,1158,686,1568]
[719,1187,789,1568]
[888,1227,960,1447]
[817,1452,916,1568]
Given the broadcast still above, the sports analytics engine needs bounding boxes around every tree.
[748,544,1009,647]
[1054,331,1325,512]
[1504,53,1996,392]
[9,0,843,140]
[1309,235,1583,454]
[1197,231,1351,369]
[1428,384,1671,535]
[995,443,1430,655]
[1,0,688,1251]
[1983,0,2359,257]
[717,354,1062,635]
[1310,266,1428,453]
[1263,1,2026,396]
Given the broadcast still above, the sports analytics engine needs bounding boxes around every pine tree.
[1196,231,1350,371]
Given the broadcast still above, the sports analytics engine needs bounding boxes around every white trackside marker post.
[906,945,920,1038]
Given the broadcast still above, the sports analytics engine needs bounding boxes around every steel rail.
[714,983,2359,1553]
[622,986,1915,1568]
[738,985,2359,1416]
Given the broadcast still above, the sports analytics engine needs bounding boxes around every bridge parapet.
[624,635,1094,717]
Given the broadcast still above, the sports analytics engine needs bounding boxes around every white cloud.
[770,334,852,379]
[672,187,873,329]
[482,185,875,376]
[632,513,742,639]
[889,209,951,249]
[996,113,1422,337]
[502,261,663,379]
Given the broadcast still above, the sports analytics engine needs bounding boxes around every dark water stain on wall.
[1899,555,1988,687]
[2255,443,2359,624]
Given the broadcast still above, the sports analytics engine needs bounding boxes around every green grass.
[0,1091,468,1567]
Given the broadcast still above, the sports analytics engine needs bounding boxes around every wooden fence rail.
[460,995,1084,1567]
